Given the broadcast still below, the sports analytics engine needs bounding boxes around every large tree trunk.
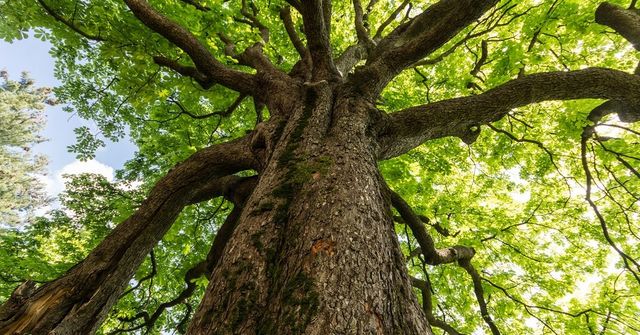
[188,83,432,334]
[0,81,432,334]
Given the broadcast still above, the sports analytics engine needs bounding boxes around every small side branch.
[153,56,213,89]
[236,0,269,43]
[411,277,463,335]
[353,0,374,48]
[391,189,501,334]
[179,0,210,12]
[458,259,501,335]
[280,6,307,60]
[168,94,246,120]
[373,0,410,40]
[580,103,640,285]
[37,0,105,41]
[389,190,474,266]
[120,250,157,298]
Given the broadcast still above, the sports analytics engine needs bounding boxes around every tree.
[0,0,639,334]
[0,71,50,225]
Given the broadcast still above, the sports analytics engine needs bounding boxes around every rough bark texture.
[187,83,431,334]
[596,2,640,50]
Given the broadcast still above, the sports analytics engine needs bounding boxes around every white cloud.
[34,160,115,216]
[41,159,115,197]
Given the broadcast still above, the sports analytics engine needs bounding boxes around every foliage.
[1,0,639,334]
[0,71,50,225]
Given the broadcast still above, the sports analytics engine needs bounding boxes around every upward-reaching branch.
[280,6,307,61]
[124,0,257,94]
[297,0,339,80]
[377,68,640,160]
[350,0,499,98]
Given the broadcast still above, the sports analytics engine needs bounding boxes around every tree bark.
[187,83,432,334]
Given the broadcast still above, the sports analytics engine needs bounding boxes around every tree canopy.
[0,0,639,334]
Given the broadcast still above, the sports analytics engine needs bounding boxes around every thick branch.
[113,176,257,334]
[124,0,256,94]
[596,2,640,50]
[378,68,640,160]
[350,0,499,98]
[200,176,257,277]
[0,135,256,334]
[298,0,339,80]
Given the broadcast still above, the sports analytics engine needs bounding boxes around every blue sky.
[1,37,136,196]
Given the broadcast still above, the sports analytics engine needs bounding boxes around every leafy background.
[1,0,639,333]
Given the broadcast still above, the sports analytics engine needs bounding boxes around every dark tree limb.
[178,0,210,12]
[378,68,640,160]
[236,0,269,43]
[482,278,636,333]
[112,176,258,334]
[124,0,257,94]
[393,214,456,239]
[119,250,157,298]
[351,0,499,98]
[280,6,307,61]
[298,0,339,80]
[153,56,214,89]
[353,0,374,48]
[217,33,271,71]
[411,277,463,335]
[36,0,105,41]
[391,188,500,334]
[199,176,258,277]
[285,0,301,11]
[0,135,257,334]
[372,0,410,40]
[413,2,537,69]
[596,2,640,50]
[580,103,640,285]
[458,260,501,335]
[389,190,474,266]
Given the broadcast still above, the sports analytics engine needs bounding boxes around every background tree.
[0,0,639,334]
[0,71,50,226]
